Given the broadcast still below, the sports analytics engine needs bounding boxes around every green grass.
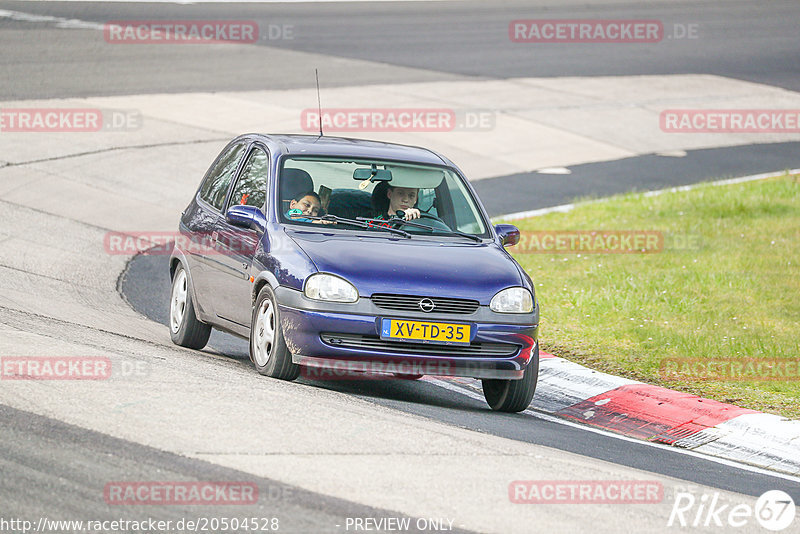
[505,174,800,419]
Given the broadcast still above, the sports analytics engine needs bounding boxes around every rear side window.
[229,147,269,211]
[199,143,246,211]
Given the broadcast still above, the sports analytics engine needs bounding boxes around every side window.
[417,188,438,216]
[450,185,485,234]
[229,147,269,211]
[199,143,246,211]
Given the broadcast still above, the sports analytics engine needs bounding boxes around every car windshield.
[278,157,488,237]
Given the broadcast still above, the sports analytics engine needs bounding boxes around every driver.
[371,182,421,221]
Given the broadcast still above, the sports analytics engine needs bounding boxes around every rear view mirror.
[353,166,392,182]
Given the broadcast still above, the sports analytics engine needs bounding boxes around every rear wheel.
[169,264,211,349]
[250,285,300,380]
[482,343,539,412]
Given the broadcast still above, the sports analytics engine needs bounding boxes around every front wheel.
[482,343,539,412]
[250,285,300,380]
[169,264,211,349]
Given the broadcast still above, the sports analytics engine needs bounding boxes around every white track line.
[425,377,800,484]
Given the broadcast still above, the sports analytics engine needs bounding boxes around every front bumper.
[276,287,538,380]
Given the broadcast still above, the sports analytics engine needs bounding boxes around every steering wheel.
[418,211,446,223]
[395,210,450,230]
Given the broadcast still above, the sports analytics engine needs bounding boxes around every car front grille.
[370,293,480,315]
[320,333,518,357]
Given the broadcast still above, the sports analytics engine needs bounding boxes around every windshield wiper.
[428,228,483,242]
[358,217,482,242]
[296,215,411,238]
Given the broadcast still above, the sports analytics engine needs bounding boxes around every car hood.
[288,231,523,304]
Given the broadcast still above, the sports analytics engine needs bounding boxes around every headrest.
[280,168,314,201]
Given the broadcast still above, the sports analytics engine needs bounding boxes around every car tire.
[481,342,539,412]
[250,285,300,380]
[169,264,212,350]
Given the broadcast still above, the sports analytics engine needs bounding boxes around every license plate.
[380,319,471,345]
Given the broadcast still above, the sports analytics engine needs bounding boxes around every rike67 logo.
[668,490,795,531]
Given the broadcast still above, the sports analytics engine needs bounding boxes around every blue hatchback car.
[169,134,539,412]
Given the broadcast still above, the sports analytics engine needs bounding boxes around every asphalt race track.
[120,252,799,501]
[1,1,799,533]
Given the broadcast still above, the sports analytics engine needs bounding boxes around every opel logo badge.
[419,298,435,313]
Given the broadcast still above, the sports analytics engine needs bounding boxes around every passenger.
[371,182,421,221]
[286,191,322,222]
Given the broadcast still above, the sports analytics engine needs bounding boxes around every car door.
[211,145,269,327]
[185,141,248,317]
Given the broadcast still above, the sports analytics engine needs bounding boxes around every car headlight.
[304,273,359,303]
[490,287,534,313]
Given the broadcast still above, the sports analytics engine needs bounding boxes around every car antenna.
[315,68,323,137]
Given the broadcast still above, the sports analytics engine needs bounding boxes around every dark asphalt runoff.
[475,141,800,217]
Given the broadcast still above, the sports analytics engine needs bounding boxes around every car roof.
[246,134,448,166]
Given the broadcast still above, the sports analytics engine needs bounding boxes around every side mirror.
[495,224,520,247]
[226,205,266,233]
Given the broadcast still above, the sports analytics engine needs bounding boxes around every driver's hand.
[404,208,421,220]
